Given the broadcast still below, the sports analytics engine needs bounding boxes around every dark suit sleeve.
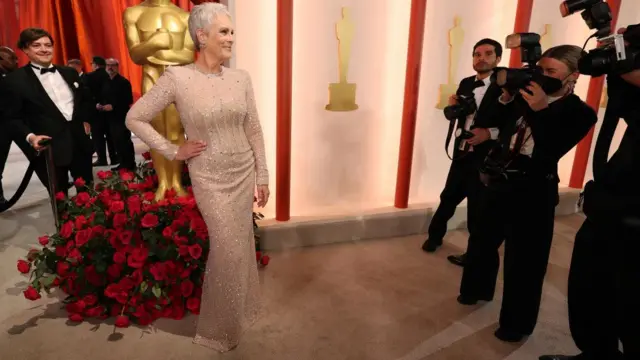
[527,96,597,162]
[0,76,33,143]
[115,79,133,115]
[70,70,96,125]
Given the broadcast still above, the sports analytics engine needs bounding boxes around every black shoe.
[494,327,528,343]
[421,238,442,252]
[456,294,492,305]
[447,253,466,267]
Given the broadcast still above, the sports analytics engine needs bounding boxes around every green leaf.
[152,284,161,298]
[140,281,148,294]
[41,275,56,288]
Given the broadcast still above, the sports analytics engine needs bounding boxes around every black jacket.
[102,74,134,121]
[454,75,507,159]
[499,93,597,181]
[0,65,94,166]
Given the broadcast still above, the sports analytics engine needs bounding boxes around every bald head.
[0,46,18,74]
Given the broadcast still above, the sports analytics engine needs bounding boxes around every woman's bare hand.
[256,185,270,207]
[175,140,207,161]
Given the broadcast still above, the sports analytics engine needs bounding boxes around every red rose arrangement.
[17,152,269,327]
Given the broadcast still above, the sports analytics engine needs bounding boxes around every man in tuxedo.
[84,56,117,166]
[0,46,19,204]
[0,28,94,194]
[422,38,506,267]
[102,58,135,170]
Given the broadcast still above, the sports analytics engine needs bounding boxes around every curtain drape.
[9,0,216,100]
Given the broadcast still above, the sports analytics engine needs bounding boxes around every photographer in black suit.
[541,28,640,360]
[458,44,597,343]
[84,56,117,166]
[422,38,507,267]
[102,58,135,171]
[0,28,94,194]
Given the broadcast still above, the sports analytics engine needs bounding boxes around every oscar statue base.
[436,83,458,110]
[326,82,359,112]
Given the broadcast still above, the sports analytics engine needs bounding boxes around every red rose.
[143,192,155,202]
[73,178,86,188]
[180,280,194,297]
[68,313,83,322]
[109,200,125,213]
[97,170,112,180]
[112,213,127,228]
[172,303,185,320]
[127,195,142,216]
[127,247,149,268]
[75,229,92,247]
[17,260,31,274]
[59,221,74,239]
[107,263,122,280]
[255,251,262,261]
[188,244,203,260]
[23,286,41,301]
[66,299,86,314]
[56,261,70,277]
[142,152,151,160]
[55,245,66,256]
[74,192,91,206]
[91,225,105,236]
[186,297,200,314]
[113,252,126,264]
[120,171,134,182]
[38,235,49,246]
[85,306,105,318]
[55,192,66,201]
[105,284,121,299]
[115,315,131,328]
[131,269,144,285]
[67,248,82,262]
[74,215,88,230]
[162,227,173,238]
[178,245,189,257]
[260,255,270,266]
[137,312,153,326]
[150,263,167,281]
[83,294,98,306]
[140,213,159,228]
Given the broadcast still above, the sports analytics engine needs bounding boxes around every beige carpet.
[0,202,584,360]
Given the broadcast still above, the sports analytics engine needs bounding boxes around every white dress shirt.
[502,95,561,157]
[460,75,500,150]
[26,63,75,143]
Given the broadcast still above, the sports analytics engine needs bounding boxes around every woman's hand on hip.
[175,140,207,161]
[256,185,270,208]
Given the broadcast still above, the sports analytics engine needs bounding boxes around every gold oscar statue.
[326,7,358,111]
[436,16,464,109]
[123,0,195,200]
[600,87,608,108]
[540,24,553,51]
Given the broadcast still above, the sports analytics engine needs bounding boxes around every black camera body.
[561,0,640,76]
[443,93,477,121]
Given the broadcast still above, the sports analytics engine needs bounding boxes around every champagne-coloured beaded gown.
[125,64,267,352]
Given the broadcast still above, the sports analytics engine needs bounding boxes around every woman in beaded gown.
[125,3,269,353]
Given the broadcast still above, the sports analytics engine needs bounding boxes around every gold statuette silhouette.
[326,7,358,112]
[540,24,553,51]
[437,16,464,109]
[601,87,608,108]
[123,0,195,201]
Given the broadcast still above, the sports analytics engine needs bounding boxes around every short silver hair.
[188,3,231,51]
[106,58,119,65]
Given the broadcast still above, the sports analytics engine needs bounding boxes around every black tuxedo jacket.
[453,75,506,158]
[0,65,94,166]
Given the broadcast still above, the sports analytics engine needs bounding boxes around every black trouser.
[92,115,117,164]
[567,217,639,359]
[109,117,136,169]
[460,176,558,334]
[428,154,482,241]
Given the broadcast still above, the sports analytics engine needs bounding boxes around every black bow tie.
[30,64,56,74]
[473,80,486,88]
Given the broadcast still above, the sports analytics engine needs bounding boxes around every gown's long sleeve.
[125,68,180,160]
[241,70,269,185]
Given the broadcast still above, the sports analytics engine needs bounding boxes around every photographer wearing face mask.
[422,39,507,266]
[458,44,597,343]
[540,27,640,360]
